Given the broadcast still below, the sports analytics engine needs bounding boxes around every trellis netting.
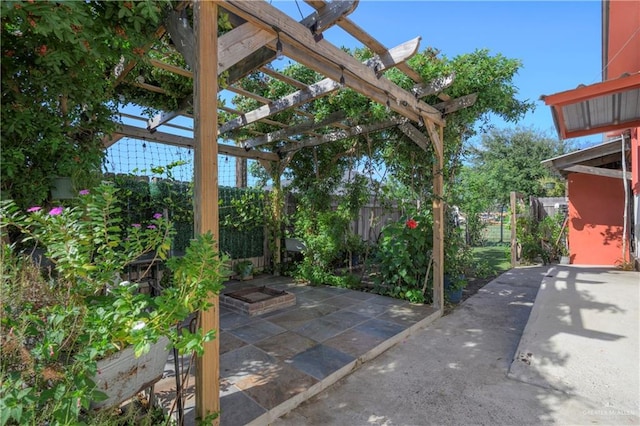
[105,138,266,265]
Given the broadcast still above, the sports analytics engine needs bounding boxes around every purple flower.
[147,224,157,229]
[131,223,141,228]
[27,206,42,213]
[48,206,63,216]
[153,213,163,220]
[79,189,90,196]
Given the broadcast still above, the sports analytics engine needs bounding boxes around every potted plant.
[444,223,471,304]
[234,259,254,280]
[0,182,228,424]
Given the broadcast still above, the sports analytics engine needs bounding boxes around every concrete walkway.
[274,266,640,426]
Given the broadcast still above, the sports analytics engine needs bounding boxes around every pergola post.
[193,1,219,423]
[428,122,445,310]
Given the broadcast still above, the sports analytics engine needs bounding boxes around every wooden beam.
[259,66,308,90]
[166,10,276,73]
[193,1,219,422]
[279,117,406,153]
[365,37,421,76]
[563,164,632,180]
[220,78,341,134]
[220,37,423,135]
[510,191,518,267]
[226,85,271,104]
[412,73,455,98]
[432,93,478,115]
[153,1,356,133]
[147,108,186,132]
[243,111,346,148]
[301,0,359,35]
[132,81,167,94]
[114,124,194,147]
[165,9,195,68]
[149,58,193,78]
[102,133,124,148]
[398,122,430,152]
[166,2,356,79]
[227,47,276,85]
[223,0,357,85]
[219,23,275,73]
[113,123,279,162]
[431,125,444,311]
[424,117,444,160]
[221,1,444,127]
[305,0,451,102]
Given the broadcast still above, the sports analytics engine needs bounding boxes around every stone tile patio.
[154,274,440,425]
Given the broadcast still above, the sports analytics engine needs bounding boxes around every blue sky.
[272,0,604,147]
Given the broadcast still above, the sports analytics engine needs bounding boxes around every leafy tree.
[464,127,573,207]
[1,1,171,208]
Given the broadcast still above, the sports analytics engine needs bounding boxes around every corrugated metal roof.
[542,72,640,140]
[541,136,631,180]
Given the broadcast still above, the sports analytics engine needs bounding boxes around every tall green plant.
[374,211,433,303]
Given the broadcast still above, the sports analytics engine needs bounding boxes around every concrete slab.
[274,266,640,426]
[508,266,640,419]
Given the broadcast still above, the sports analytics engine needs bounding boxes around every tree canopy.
[1,1,174,207]
[460,127,573,211]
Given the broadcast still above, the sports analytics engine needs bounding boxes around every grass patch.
[472,245,511,275]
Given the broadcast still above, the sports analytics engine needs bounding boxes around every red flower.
[406,218,418,229]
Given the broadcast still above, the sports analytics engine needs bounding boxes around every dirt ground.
[461,275,495,302]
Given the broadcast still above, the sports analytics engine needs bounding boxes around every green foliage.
[219,186,266,260]
[1,0,170,208]
[517,212,567,264]
[294,206,352,286]
[374,211,432,303]
[464,128,574,206]
[1,184,227,424]
[471,246,511,278]
[292,175,369,286]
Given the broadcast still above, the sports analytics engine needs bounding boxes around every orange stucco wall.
[568,173,629,265]
[606,0,640,80]
[606,0,640,197]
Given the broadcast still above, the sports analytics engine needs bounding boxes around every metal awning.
[541,72,640,140]
[541,136,631,180]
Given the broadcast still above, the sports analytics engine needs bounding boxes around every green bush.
[107,177,266,259]
[373,211,433,303]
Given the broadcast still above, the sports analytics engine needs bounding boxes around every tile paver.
[156,274,439,426]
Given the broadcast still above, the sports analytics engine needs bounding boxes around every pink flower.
[27,206,42,213]
[48,206,63,216]
[147,224,157,229]
[49,345,54,357]
[79,189,90,196]
[153,213,163,220]
[131,223,141,228]
[406,218,418,229]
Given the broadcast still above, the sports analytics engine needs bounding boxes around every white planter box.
[91,336,170,409]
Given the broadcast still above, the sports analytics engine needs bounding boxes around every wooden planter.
[91,336,170,409]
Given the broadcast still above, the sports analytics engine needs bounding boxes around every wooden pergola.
[106,1,478,421]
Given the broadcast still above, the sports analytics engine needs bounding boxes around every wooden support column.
[429,123,445,311]
[510,191,518,268]
[193,1,219,423]
[235,157,247,188]
[258,153,295,275]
